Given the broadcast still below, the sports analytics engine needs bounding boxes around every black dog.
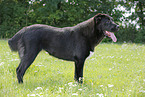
[8,13,119,84]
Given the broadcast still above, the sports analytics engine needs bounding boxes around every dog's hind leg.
[16,45,41,83]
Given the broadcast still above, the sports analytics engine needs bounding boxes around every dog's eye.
[106,20,110,23]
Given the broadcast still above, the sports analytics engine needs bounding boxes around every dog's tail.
[8,35,20,51]
[8,29,24,52]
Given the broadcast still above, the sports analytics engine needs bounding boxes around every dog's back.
[8,24,48,52]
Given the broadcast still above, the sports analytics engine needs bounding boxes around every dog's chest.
[87,51,94,59]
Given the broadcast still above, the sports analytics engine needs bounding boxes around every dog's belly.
[45,48,75,61]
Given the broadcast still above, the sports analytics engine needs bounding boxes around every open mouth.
[105,31,117,42]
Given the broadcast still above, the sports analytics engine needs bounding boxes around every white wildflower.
[59,87,64,90]
[35,87,43,90]
[72,93,78,96]
[0,62,4,66]
[108,84,114,87]
[96,93,104,97]
[78,88,82,91]
[68,82,73,86]
[45,88,49,91]
[27,94,36,96]
[68,82,77,87]
[109,68,112,71]
[58,87,64,93]
[139,90,145,93]
[72,84,77,87]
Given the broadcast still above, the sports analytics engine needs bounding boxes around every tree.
[0,0,29,38]
[122,0,145,28]
[0,0,144,43]
[135,0,145,27]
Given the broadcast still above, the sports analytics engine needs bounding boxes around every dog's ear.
[94,13,104,23]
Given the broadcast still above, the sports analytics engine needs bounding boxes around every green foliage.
[0,0,145,43]
[126,0,145,26]
[135,28,145,43]
[115,25,145,43]
[0,40,145,96]
[0,0,28,38]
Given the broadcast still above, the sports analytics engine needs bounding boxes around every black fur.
[8,13,119,84]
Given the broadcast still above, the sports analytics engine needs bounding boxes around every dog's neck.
[75,17,95,37]
[89,30,105,51]
[73,18,105,51]
[76,18,105,51]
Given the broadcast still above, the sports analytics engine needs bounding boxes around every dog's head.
[94,13,119,42]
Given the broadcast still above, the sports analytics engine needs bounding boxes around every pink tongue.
[110,32,117,42]
[106,31,117,42]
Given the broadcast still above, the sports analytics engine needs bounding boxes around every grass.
[0,39,145,97]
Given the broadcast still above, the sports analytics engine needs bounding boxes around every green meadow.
[0,40,145,97]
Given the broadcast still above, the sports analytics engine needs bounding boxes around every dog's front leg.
[74,59,85,84]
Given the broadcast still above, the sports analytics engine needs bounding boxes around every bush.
[116,25,145,43]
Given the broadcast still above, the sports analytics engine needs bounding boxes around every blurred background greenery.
[0,0,144,43]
